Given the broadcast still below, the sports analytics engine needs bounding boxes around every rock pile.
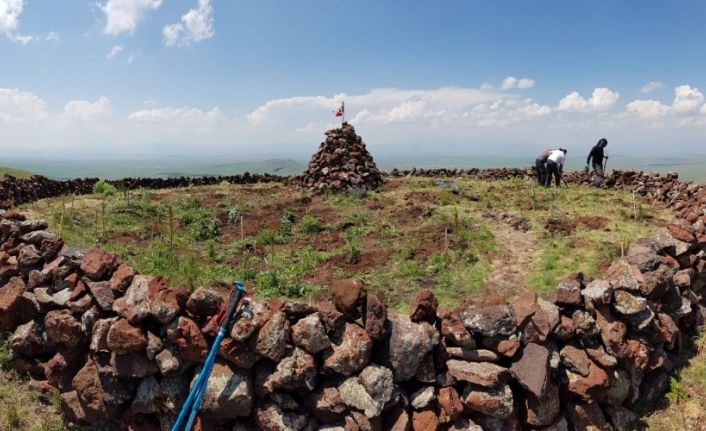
[299,123,384,194]
[2,200,706,430]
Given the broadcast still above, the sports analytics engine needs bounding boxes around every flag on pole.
[334,101,344,118]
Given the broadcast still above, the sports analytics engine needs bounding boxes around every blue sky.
[2,0,706,157]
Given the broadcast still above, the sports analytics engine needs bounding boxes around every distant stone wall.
[0,173,289,209]
[0,170,705,430]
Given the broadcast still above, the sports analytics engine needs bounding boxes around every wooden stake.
[444,227,449,252]
[632,190,638,220]
[240,216,244,242]
[58,199,65,237]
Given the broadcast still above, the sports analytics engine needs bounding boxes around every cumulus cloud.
[500,76,535,90]
[61,97,111,124]
[99,0,162,36]
[640,81,663,94]
[672,85,704,114]
[557,87,620,112]
[162,0,214,47]
[247,87,508,128]
[0,87,47,124]
[106,45,123,59]
[626,99,669,119]
[0,0,33,44]
[128,106,223,129]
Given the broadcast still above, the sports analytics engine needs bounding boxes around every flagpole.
[342,101,345,124]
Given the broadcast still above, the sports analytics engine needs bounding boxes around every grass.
[0,166,34,179]
[0,338,67,431]
[639,330,706,430]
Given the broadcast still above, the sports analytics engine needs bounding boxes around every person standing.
[586,138,608,187]
[545,148,567,187]
[535,149,553,186]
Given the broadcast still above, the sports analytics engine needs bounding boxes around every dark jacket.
[587,145,605,165]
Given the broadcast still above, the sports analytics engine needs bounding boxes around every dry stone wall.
[0,171,705,430]
[0,173,287,209]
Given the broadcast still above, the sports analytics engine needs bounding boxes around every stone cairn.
[299,123,384,194]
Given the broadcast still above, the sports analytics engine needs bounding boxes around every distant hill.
[0,166,35,179]
[158,158,307,177]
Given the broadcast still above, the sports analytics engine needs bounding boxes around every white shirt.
[547,150,566,166]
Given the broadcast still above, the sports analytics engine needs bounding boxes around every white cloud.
[501,77,518,90]
[128,106,223,129]
[626,99,669,119]
[466,98,551,127]
[640,81,663,94]
[517,78,535,89]
[162,0,214,47]
[557,87,620,112]
[106,45,123,59]
[45,31,60,42]
[0,0,33,44]
[0,87,47,124]
[672,84,704,114]
[247,87,506,128]
[500,76,535,90]
[61,97,111,124]
[99,0,162,36]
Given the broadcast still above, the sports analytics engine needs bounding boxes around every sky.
[2,0,706,159]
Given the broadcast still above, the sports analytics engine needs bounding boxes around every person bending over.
[535,149,553,186]
[545,148,567,188]
[586,138,608,188]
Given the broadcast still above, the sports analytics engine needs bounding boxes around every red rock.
[323,322,372,376]
[85,280,115,311]
[364,292,387,340]
[0,276,36,330]
[553,315,576,341]
[219,338,260,370]
[412,408,439,431]
[167,316,208,363]
[255,348,316,396]
[437,387,463,422]
[331,279,366,319]
[113,275,153,324]
[306,384,347,423]
[71,359,111,420]
[554,274,583,306]
[446,360,511,388]
[106,318,147,354]
[255,311,290,362]
[462,382,514,419]
[44,309,84,349]
[560,345,592,377]
[150,285,188,324]
[668,218,695,243]
[109,263,135,292]
[80,245,117,280]
[43,349,84,391]
[318,300,345,335]
[186,287,223,317]
[409,289,438,323]
[441,311,475,349]
[510,343,549,398]
[595,306,627,358]
[255,401,307,431]
[9,320,50,356]
[291,312,331,354]
[17,244,41,267]
[566,360,611,402]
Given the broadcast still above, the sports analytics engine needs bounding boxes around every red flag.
[334,101,344,117]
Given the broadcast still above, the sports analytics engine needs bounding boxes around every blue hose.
[171,282,246,431]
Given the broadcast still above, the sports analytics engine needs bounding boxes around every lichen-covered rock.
[380,315,438,382]
[197,361,253,419]
[291,313,331,354]
[461,305,517,339]
[462,382,514,419]
[322,323,372,376]
[255,311,290,362]
[256,348,316,396]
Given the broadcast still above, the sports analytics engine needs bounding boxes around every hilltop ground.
[2,176,705,429]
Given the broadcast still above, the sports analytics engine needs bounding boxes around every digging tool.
[171,281,247,431]
[603,149,609,174]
